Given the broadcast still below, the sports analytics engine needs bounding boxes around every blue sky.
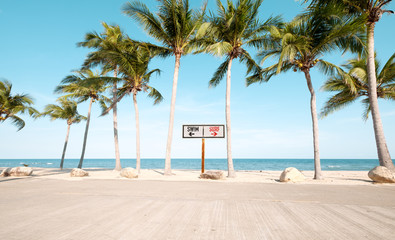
[0,0,394,160]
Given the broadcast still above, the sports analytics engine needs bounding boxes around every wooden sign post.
[201,138,205,173]
[182,125,225,174]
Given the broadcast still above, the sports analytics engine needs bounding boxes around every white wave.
[327,165,341,168]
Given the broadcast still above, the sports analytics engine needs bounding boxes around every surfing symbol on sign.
[209,126,220,137]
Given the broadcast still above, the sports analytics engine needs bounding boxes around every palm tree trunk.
[164,54,181,176]
[113,70,121,171]
[78,98,93,169]
[366,23,394,171]
[60,123,71,170]
[133,91,141,173]
[226,57,236,178]
[303,70,322,180]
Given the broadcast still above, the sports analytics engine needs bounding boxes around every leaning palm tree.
[78,22,128,171]
[55,69,109,169]
[196,0,281,177]
[94,43,163,173]
[0,80,38,131]
[40,99,86,169]
[122,0,206,176]
[247,6,365,179]
[304,0,394,171]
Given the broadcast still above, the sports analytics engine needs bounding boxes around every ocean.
[0,158,381,171]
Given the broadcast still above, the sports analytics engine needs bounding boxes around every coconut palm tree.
[196,0,281,177]
[304,0,394,171]
[0,80,38,131]
[122,0,206,176]
[247,6,365,179]
[40,99,86,169]
[78,22,128,171]
[90,43,163,173]
[55,69,110,169]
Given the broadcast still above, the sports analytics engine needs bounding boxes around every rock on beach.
[200,171,225,180]
[0,168,12,177]
[120,168,138,179]
[70,168,89,177]
[0,167,33,177]
[279,167,305,182]
[368,166,395,183]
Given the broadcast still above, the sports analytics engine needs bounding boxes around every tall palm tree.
[92,43,163,173]
[247,6,365,179]
[196,0,281,177]
[122,0,206,176]
[78,22,129,171]
[55,69,109,169]
[305,0,394,171]
[0,80,38,131]
[321,53,395,119]
[40,99,86,169]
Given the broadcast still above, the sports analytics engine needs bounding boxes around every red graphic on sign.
[209,126,219,136]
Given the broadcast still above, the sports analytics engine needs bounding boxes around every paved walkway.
[1,177,395,239]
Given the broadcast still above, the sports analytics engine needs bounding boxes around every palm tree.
[196,0,281,177]
[321,53,395,119]
[0,80,38,131]
[247,6,365,179]
[55,69,109,169]
[78,22,128,171]
[305,0,394,171]
[92,43,163,173]
[122,0,206,176]
[40,99,86,169]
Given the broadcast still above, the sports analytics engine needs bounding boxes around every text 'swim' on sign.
[182,125,225,138]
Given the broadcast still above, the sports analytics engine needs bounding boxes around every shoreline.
[1,167,388,186]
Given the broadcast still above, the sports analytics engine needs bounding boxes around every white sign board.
[183,125,225,138]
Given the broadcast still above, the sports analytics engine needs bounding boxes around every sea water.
[0,158,380,171]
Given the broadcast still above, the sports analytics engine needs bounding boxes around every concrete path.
[1,178,394,239]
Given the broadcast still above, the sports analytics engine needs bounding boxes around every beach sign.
[182,124,225,174]
[182,125,225,138]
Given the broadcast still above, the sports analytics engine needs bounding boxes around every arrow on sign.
[212,132,217,137]
[189,132,194,137]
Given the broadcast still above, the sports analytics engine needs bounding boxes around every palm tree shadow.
[153,169,165,176]
[341,178,373,183]
[0,177,33,183]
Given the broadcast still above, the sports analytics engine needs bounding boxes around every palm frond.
[147,86,164,105]
[238,50,263,84]
[0,79,38,130]
[209,58,230,87]
[320,91,358,118]
[122,1,169,44]
[246,62,293,86]
[361,97,371,121]
[205,41,233,57]
[316,59,344,76]
[378,52,395,84]
[9,115,25,131]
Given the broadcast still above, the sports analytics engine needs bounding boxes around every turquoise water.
[0,158,380,171]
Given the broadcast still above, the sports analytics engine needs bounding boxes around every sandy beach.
[1,168,381,184]
[1,168,395,239]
